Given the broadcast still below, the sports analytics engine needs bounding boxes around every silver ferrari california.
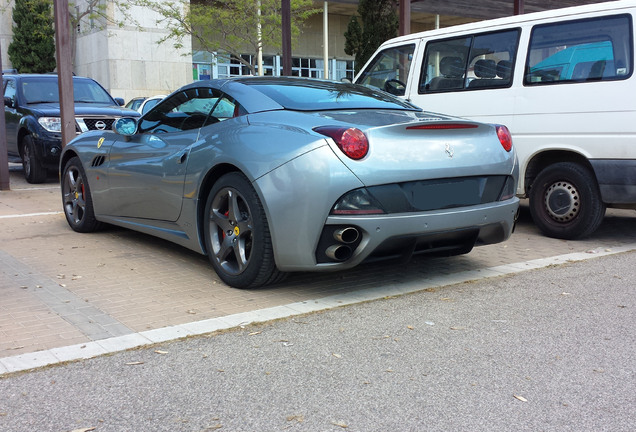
[60,77,519,288]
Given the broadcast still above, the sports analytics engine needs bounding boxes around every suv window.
[419,29,520,93]
[3,78,17,106]
[525,14,633,84]
[356,44,415,96]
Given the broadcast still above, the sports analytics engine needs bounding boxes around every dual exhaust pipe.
[325,227,360,262]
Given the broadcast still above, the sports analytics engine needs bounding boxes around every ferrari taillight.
[314,126,369,160]
[496,125,513,152]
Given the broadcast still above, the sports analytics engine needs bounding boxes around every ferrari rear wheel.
[61,157,102,232]
[204,172,284,289]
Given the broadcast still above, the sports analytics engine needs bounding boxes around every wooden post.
[514,0,525,15]
[323,1,329,79]
[0,39,10,190]
[53,0,75,148]
[282,0,292,76]
[399,0,411,36]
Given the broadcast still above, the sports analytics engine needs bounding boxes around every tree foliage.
[344,0,398,74]
[130,0,318,75]
[8,0,56,73]
[3,0,133,70]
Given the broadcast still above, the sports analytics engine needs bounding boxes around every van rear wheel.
[529,162,605,239]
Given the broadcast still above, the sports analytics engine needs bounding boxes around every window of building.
[192,51,354,81]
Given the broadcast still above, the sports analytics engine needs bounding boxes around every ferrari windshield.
[240,78,420,112]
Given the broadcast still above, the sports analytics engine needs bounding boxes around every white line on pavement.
[0,212,63,219]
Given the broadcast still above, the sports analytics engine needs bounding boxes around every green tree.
[8,0,56,73]
[130,0,318,75]
[344,0,398,74]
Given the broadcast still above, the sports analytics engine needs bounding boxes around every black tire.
[528,162,606,239]
[22,135,47,184]
[61,156,103,233]
[203,172,284,289]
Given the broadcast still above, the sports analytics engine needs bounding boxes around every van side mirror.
[4,96,14,108]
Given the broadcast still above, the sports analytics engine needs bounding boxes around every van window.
[525,14,632,84]
[419,29,520,93]
[356,44,415,96]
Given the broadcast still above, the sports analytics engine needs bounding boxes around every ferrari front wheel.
[204,172,284,289]
[61,156,102,232]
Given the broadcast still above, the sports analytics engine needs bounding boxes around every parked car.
[138,94,167,115]
[124,96,146,111]
[2,73,139,183]
[60,77,519,288]
[354,0,636,239]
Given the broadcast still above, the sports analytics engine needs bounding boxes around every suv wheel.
[22,135,48,184]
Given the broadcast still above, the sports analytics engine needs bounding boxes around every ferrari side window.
[205,96,245,126]
[138,87,222,134]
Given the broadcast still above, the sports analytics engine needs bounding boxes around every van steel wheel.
[204,172,283,289]
[61,157,102,232]
[529,162,605,239]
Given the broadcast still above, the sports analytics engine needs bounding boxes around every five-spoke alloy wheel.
[61,156,102,233]
[204,173,283,288]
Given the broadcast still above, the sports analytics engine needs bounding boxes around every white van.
[355,0,636,239]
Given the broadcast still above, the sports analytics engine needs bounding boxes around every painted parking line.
[9,186,59,191]
[2,243,635,376]
[0,212,63,219]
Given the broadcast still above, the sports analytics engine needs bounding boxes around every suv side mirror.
[114,97,125,106]
[4,96,13,108]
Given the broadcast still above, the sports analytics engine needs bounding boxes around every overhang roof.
[326,0,616,22]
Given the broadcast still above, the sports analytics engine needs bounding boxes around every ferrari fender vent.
[91,155,107,167]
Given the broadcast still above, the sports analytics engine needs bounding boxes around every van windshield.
[355,44,415,96]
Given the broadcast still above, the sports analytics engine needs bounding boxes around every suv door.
[3,77,20,156]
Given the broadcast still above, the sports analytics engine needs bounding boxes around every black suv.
[3,73,139,183]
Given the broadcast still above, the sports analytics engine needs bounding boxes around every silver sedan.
[60,77,519,288]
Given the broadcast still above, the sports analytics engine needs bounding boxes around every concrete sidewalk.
[2,166,636,374]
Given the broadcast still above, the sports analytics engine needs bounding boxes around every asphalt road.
[0,251,634,432]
